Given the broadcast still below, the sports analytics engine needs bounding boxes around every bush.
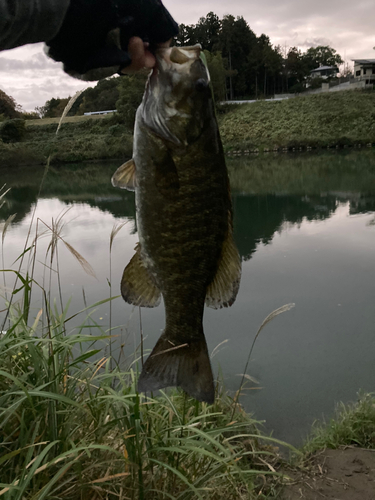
[309,77,324,89]
[108,123,127,136]
[289,82,305,94]
[116,72,147,129]
[0,118,26,143]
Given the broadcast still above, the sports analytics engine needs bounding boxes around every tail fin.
[138,332,215,404]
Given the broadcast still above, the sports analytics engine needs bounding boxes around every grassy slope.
[25,114,110,126]
[218,89,375,151]
[0,115,133,167]
[1,89,375,167]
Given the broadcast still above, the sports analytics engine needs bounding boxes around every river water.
[1,149,375,446]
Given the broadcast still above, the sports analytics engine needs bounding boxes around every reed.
[0,204,293,499]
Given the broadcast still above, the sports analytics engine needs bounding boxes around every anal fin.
[121,244,161,307]
[205,224,241,309]
[111,159,137,191]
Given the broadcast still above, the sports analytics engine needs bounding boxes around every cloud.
[292,38,332,50]
[0,52,53,72]
[163,0,375,60]
[1,0,375,109]
[2,78,93,111]
[0,43,95,111]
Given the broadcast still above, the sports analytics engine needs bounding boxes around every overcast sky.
[1,0,374,112]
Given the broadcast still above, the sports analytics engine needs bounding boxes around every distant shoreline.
[1,89,374,168]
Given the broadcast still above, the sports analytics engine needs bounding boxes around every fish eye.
[195,79,208,91]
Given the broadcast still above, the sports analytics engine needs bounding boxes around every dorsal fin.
[111,159,137,191]
[121,244,161,308]
[205,222,241,309]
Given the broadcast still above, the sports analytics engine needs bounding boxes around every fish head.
[141,45,212,147]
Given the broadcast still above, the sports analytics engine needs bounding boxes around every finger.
[128,37,144,69]
[121,37,155,74]
[143,49,156,69]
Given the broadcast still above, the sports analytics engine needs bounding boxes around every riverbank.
[281,393,375,499]
[1,89,374,167]
[0,114,133,167]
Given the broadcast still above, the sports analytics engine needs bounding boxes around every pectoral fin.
[205,226,241,309]
[121,244,161,307]
[111,159,137,191]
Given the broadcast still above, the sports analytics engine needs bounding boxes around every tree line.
[176,12,344,98]
[0,11,345,124]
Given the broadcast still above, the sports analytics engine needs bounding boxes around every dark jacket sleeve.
[0,0,70,50]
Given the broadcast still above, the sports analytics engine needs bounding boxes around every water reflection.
[233,194,338,260]
[1,150,375,445]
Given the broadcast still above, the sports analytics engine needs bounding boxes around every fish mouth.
[142,44,209,147]
[155,44,202,66]
[149,44,208,90]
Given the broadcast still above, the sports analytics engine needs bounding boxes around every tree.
[194,12,221,52]
[219,15,257,98]
[175,12,285,99]
[253,34,283,97]
[339,63,353,78]
[285,47,307,89]
[77,77,120,115]
[36,97,70,118]
[175,24,199,47]
[34,106,46,118]
[0,90,20,119]
[302,46,344,71]
[203,51,226,102]
[20,111,40,120]
[116,72,148,128]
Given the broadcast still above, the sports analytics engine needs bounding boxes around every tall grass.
[0,316,284,499]
[0,198,294,499]
[219,89,375,151]
[303,393,375,454]
[0,290,286,499]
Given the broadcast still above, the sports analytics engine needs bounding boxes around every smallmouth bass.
[112,45,241,404]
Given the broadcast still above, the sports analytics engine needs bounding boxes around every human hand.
[45,0,178,81]
[120,37,172,74]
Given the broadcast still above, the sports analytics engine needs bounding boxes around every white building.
[352,59,375,85]
[310,65,339,79]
